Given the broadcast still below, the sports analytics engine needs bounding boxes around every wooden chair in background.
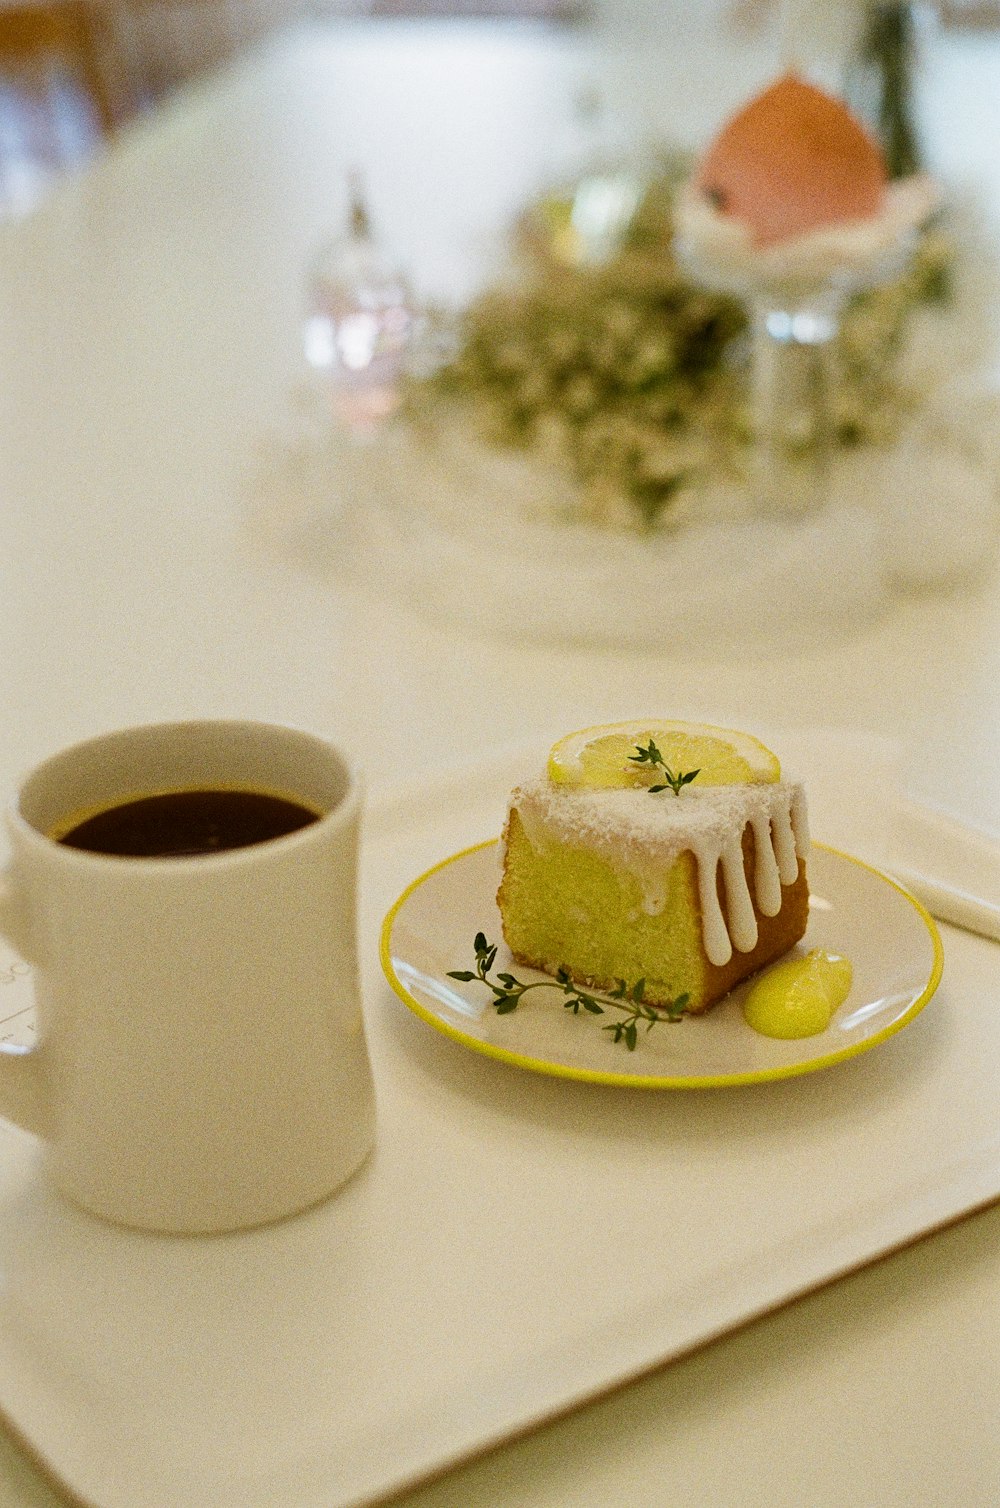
[0,2,115,211]
[98,0,296,116]
[0,0,288,213]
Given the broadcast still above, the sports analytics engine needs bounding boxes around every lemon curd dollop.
[742,949,853,1039]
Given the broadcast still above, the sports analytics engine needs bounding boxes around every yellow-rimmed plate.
[380,840,943,1088]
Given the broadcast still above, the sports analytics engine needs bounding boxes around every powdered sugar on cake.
[505,776,809,967]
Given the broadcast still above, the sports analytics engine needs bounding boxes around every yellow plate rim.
[379,839,944,1089]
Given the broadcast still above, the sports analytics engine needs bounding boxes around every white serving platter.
[0,740,997,1508]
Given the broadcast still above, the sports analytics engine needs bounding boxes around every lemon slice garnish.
[547,720,781,789]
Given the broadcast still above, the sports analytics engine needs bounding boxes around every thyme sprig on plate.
[628,738,700,796]
[448,932,688,1051]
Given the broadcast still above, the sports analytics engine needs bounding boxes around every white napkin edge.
[763,726,1000,940]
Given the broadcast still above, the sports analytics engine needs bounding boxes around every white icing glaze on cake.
[505,776,809,968]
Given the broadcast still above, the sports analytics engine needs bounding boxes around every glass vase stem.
[750,295,842,518]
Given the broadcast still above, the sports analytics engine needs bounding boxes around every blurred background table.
[0,10,999,1506]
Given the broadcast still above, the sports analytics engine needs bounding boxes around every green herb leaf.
[628,741,699,796]
[450,935,688,1049]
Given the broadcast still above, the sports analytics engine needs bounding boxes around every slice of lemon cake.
[497,721,810,1014]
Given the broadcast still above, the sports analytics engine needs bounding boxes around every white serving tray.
[0,737,998,1508]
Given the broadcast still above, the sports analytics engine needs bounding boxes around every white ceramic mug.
[0,720,375,1233]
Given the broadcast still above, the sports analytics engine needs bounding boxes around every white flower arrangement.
[405,158,954,533]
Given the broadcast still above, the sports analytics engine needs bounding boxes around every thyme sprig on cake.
[448,932,688,1050]
[629,738,700,795]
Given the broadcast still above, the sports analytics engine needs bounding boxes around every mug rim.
[6,718,360,869]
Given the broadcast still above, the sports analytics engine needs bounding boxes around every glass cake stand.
[674,179,936,519]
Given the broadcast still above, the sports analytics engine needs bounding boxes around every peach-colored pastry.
[694,72,887,248]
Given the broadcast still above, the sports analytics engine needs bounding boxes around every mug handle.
[0,872,46,1137]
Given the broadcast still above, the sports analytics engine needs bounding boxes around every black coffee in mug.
[55,788,320,858]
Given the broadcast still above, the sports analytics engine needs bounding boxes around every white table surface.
[0,15,999,1506]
